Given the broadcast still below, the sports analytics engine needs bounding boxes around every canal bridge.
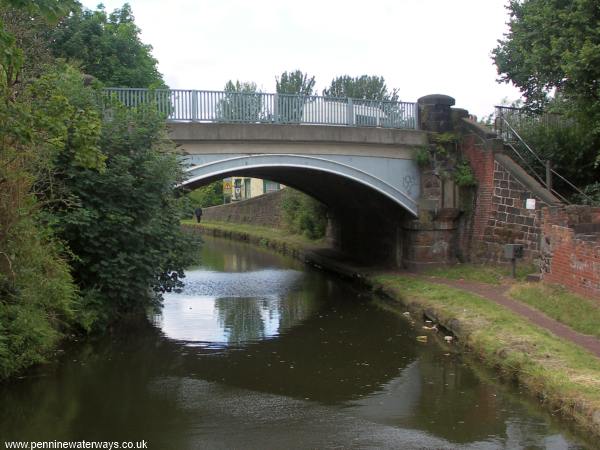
[103,88,558,268]
[104,88,425,216]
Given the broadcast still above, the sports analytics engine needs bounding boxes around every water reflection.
[155,236,319,347]
[0,236,592,449]
[156,249,316,346]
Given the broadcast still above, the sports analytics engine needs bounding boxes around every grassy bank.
[370,275,600,439]
[187,220,600,439]
[425,262,536,284]
[182,220,326,259]
[424,263,600,340]
[509,283,600,339]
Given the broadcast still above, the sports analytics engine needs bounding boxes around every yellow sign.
[223,180,232,194]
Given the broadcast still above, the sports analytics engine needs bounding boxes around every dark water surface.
[0,237,593,449]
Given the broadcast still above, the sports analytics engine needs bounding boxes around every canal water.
[0,236,593,449]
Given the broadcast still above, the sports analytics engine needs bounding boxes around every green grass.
[371,274,600,437]
[510,283,600,339]
[425,262,537,284]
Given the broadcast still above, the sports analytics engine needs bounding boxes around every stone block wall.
[460,128,557,262]
[402,209,460,270]
[202,189,285,228]
[480,159,550,261]
[540,206,600,300]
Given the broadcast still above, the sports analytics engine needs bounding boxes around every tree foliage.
[0,4,84,378]
[50,3,165,87]
[493,0,600,130]
[322,75,399,102]
[55,104,196,319]
[0,0,194,379]
[281,189,327,240]
[276,70,315,96]
[217,80,263,122]
[187,181,223,210]
[493,0,600,183]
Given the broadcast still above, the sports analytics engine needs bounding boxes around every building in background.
[225,177,283,202]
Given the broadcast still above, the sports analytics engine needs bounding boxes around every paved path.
[422,276,600,358]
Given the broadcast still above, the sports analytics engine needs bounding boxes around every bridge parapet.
[101,88,418,130]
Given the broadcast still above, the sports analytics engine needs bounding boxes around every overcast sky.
[81,0,522,118]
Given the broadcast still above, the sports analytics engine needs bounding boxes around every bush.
[186,181,223,217]
[55,105,199,322]
[573,182,600,206]
[0,149,78,379]
[281,189,327,239]
[516,123,600,199]
[0,66,84,379]
[454,162,477,187]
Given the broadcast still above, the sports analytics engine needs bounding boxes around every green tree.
[492,0,600,132]
[276,70,315,96]
[281,188,327,239]
[187,181,223,210]
[0,1,88,378]
[55,103,196,321]
[0,0,194,379]
[49,3,165,87]
[216,80,263,122]
[322,74,399,102]
[275,70,315,124]
[492,0,600,189]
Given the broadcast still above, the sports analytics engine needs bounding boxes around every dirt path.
[422,276,600,358]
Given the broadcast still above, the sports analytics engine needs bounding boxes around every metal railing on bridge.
[100,88,419,130]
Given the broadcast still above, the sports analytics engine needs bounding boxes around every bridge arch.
[182,153,419,216]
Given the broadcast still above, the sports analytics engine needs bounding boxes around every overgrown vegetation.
[281,188,327,239]
[0,1,196,379]
[186,181,224,210]
[493,0,600,189]
[513,122,600,202]
[415,146,431,168]
[280,188,328,240]
[453,162,477,187]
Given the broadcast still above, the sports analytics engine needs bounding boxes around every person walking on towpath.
[194,207,203,223]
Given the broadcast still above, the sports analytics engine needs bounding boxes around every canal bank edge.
[184,221,600,440]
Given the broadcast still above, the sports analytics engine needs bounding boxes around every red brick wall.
[461,135,495,253]
[541,206,600,301]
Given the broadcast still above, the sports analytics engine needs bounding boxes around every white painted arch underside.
[182,154,419,216]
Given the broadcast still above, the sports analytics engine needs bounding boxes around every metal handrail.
[100,88,419,130]
[494,110,592,203]
[498,116,546,165]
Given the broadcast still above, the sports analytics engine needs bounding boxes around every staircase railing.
[493,107,592,204]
